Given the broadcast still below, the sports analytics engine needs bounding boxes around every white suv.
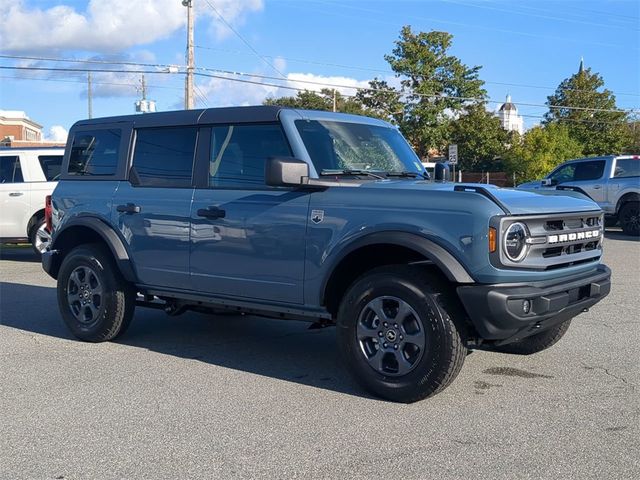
[1,147,64,253]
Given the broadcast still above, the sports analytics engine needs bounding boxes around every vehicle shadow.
[0,245,41,262]
[604,229,640,242]
[0,281,371,400]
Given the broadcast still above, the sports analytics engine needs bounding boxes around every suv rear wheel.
[57,243,135,342]
[619,202,640,236]
[337,265,466,403]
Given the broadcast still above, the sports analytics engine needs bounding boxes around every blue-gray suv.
[42,106,611,402]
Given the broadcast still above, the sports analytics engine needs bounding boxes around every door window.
[572,161,605,181]
[68,129,121,176]
[209,124,292,187]
[132,127,197,187]
[548,164,575,184]
[0,156,24,183]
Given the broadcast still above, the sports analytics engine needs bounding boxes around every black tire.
[619,202,640,236]
[57,243,135,342]
[336,265,466,403]
[29,217,49,255]
[491,320,572,355]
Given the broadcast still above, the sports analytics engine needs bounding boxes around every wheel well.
[26,209,45,238]
[49,226,113,279]
[617,192,640,214]
[323,243,447,316]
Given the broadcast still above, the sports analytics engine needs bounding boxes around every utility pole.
[87,72,93,119]
[183,0,195,110]
[141,74,147,100]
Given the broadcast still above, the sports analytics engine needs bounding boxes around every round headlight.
[503,222,529,262]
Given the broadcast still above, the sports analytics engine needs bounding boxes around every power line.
[443,0,639,31]
[2,64,636,115]
[201,0,287,79]
[3,52,639,100]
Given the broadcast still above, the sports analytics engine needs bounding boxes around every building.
[497,95,524,135]
[0,110,65,147]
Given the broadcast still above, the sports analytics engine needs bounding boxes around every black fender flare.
[319,231,475,304]
[50,216,137,282]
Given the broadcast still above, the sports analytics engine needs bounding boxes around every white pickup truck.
[0,147,64,253]
[517,155,640,235]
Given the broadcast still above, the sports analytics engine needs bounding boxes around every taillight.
[45,195,52,232]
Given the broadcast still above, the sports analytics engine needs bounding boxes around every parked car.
[517,155,640,235]
[42,107,610,402]
[0,147,64,253]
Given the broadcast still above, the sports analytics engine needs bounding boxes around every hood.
[358,180,601,215]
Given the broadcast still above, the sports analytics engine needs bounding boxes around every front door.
[190,123,309,304]
[0,154,30,239]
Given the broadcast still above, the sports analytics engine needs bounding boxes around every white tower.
[497,94,524,135]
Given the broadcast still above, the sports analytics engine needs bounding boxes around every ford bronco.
[42,107,611,402]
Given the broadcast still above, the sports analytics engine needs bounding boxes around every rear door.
[190,123,310,304]
[0,154,30,239]
[112,126,198,288]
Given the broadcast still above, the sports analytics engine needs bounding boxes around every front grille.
[499,212,603,270]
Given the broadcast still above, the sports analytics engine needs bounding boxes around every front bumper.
[457,264,611,344]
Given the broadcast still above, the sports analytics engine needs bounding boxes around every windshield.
[295,120,424,175]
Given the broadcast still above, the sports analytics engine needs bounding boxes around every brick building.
[0,110,65,147]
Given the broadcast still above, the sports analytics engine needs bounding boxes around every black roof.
[73,105,283,129]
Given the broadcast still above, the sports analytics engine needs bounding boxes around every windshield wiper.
[385,171,430,180]
[320,169,385,179]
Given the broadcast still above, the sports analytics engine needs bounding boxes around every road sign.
[448,144,458,165]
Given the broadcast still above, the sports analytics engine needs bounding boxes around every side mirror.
[541,178,553,187]
[265,157,310,187]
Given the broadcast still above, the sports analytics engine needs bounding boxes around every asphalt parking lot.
[1,231,638,480]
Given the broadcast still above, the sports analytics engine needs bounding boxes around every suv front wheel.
[57,243,136,342]
[337,265,466,403]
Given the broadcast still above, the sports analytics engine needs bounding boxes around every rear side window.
[613,159,640,178]
[68,129,121,176]
[572,160,605,181]
[132,127,197,187]
[38,155,63,181]
[0,156,24,183]
[209,124,291,187]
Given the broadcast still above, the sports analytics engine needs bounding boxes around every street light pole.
[183,0,195,110]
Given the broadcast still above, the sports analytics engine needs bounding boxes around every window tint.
[572,161,605,181]
[68,129,121,176]
[0,156,24,183]
[549,164,575,184]
[133,127,197,187]
[209,124,291,187]
[613,159,640,178]
[38,155,63,181]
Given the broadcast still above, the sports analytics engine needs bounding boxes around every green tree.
[504,124,583,183]
[544,66,628,155]
[377,27,486,158]
[623,119,640,154]
[449,104,509,172]
[264,88,367,115]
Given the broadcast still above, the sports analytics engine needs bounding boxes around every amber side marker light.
[489,227,497,253]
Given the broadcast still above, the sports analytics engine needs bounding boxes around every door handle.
[197,206,226,219]
[593,185,602,189]
[9,192,23,197]
[116,203,141,214]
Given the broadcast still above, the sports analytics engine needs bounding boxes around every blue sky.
[0,0,638,141]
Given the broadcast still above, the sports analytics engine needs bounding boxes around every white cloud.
[47,125,68,142]
[0,0,264,53]
[197,72,373,108]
